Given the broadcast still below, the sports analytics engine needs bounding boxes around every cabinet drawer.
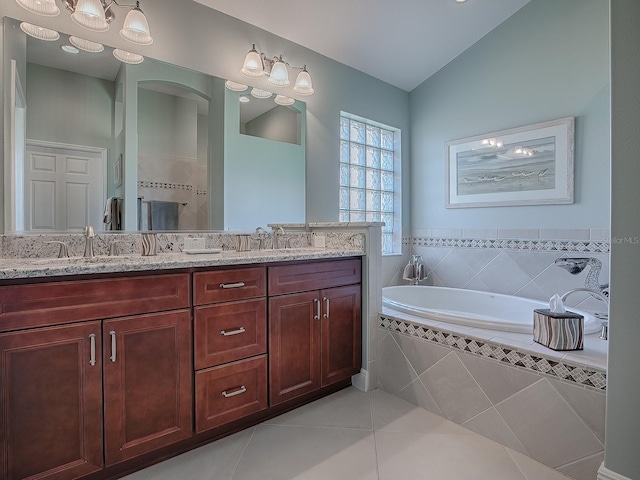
[195,355,268,433]
[268,258,361,296]
[193,267,266,305]
[0,273,190,333]
[194,298,266,369]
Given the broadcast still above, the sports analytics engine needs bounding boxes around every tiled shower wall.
[381,229,611,311]
[138,152,209,230]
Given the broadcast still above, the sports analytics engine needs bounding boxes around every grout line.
[555,451,604,471]
[369,391,382,480]
[228,426,256,480]
[504,447,533,480]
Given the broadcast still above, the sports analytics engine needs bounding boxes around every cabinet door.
[0,322,103,480]
[269,291,321,405]
[103,310,192,465]
[321,285,362,387]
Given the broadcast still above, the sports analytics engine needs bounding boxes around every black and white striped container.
[533,309,584,351]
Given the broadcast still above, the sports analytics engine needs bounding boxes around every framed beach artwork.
[445,117,575,208]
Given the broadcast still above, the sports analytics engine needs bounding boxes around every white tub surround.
[378,312,606,480]
[383,285,599,335]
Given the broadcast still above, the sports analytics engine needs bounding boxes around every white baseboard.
[352,369,369,392]
[598,462,632,480]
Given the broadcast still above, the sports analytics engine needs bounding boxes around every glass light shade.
[71,0,109,32]
[225,80,248,92]
[274,95,294,106]
[268,59,290,87]
[250,88,272,99]
[241,46,264,77]
[69,36,104,53]
[16,0,60,16]
[120,6,153,45]
[293,68,314,95]
[239,96,250,103]
[113,48,144,64]
[20,22,60,41]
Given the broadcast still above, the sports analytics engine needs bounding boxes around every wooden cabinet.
[0,257,362,479]
[103,310,192,465]
[0,272,192,478]
[268,259,362,406]
[193,267,269,433]
[0,322,103,480]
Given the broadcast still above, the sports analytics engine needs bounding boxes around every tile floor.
[123,387,573,480]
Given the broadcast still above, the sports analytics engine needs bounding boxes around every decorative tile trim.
[196,189,207,196]
[138,181,193,191]
[379,315,607,391]
[409,237,610,253]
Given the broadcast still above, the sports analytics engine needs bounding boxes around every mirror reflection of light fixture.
[251,87,272,99]
[61,44,80,54]
[241,44,314,95]
[69,36,105,53]
[113,48,144,64]
[20,22,60,41]
[17,0,153,46]
[239,96,250,103]
[274,95,294,106]
[225,80,249,92]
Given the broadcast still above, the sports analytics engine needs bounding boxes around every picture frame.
[445,117,574,208]
[114,154,123,188]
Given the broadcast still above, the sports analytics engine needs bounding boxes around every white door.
[24,142,105,232]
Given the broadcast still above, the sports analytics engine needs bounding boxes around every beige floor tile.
[376,430,527,480]
[263,386,373,430]
[231,425,378,480]
[507,449,574,480]
[372,388,474,435]
[122,427,254,480]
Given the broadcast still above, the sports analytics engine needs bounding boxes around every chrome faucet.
[560,288,610,340]
[272,226,285,250]
[46,241,69,258]
[83,226,95,258]
[555,257,609,296]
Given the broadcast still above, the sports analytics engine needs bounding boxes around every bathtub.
[382,285,599,334]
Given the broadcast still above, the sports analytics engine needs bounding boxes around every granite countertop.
[0,247,364,281]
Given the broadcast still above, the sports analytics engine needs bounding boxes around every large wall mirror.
[2,16,306,233]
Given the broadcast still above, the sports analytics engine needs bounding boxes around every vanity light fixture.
[16,0,153,46]
[239,96,250,103]
[19,22,60,41]
[225,80,249,92]
[241,44,314,95]
[16,0,60,16]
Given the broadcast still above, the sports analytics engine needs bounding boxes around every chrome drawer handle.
[219,282,246,289]
[220,327,246,336]
[221,385,247,398]
[323,297,330,319]
[314,298,320,320]
[89,334,96,366]
[109,330,117,362]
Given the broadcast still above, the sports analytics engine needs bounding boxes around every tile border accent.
[379,315,607,391]
[138,180,193,191]
[409,237,610,253]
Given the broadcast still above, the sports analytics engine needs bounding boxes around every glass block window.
[339,114,400,254]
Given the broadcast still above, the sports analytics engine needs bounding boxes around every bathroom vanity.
[0,253,362,480]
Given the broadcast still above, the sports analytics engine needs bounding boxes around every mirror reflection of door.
[137,83,209,230]
[24,142,105,232]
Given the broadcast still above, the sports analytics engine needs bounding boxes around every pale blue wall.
[410,0,610,231]
[25,63,114,151]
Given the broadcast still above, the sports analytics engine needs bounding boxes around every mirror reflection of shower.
[137,82,209,230]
